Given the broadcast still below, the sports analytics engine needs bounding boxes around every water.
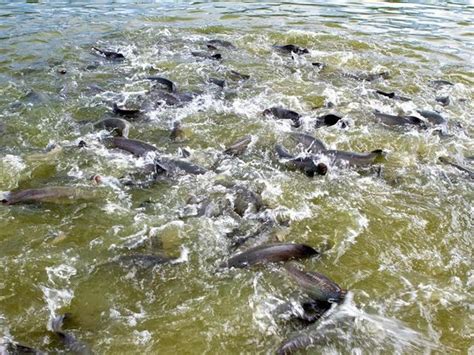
[0,1,473,353]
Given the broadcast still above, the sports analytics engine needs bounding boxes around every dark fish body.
[276,332,316,355]
[228,70,250,81]
[224,135,251,156]
[159,158,207,175]
[94,118,130,137]
[112,103,140,117]
[312,62,325,69]
[375,90,410,102]
[344,71,389,81]
[417,110,447,125]
[222,243,319,268]
[273,44,309,55]
[285,264,346,303]
[275,144,328,177]
[207,39,235,48]
[374,111,426,128]
[430,79,454,87]
[146,76,177,92]
[92,47,124,60]
[324,149,384,167]
[2,187,84,205]
[435,96,450,106]
[2,341,45,354]
[290,133,326,153]
[209,78,225,88]
[155,91,195,106]
[232,185,264,217]
[315,114,343,128]
[116,254,172,269]
[263,107,301,127]
[191,51,222,60]
[111,137,158,157]
[439,157,474,178]
[170,121,185,141]
[51,314,92,355]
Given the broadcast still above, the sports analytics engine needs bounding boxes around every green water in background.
[0,1,473,353]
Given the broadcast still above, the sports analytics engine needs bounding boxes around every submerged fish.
[439,157,474,179]
[273,44,309,55]
[1,187,88,205]
[289,132,326,154]
[191,51,222,60]
[228,70,250,81]
[147,76,177,92]
[209,77,226,88]
[112,103,141,118]
[285,264,347,304]
[416,110,447,125]
[207,39,235,49]
[344,71,389,81]
[221,243,319,268]
[51,314,92,355]
[1,341,45,354]
[223,135,252,156]
[115,254,173,269]
[324,149,384,167]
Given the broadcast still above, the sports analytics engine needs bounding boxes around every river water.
[0,1,473,354]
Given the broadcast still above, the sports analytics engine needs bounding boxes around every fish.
[91,47,124,60]
[115,254,173,269]
[1,341,45,354]
[223,135,252,156]
[275,144,328,177]
[276,331,317,355]
[154,91,196,107]
[221,243,319,268]
[284,264,347,304]
[289,132,326,154]
[191,51,222,60]
[1,187,86,205]
[228,70,250,81]
[343,71,389,81]
[324,149,385,167]
[94,118,130,137]
[209,78,226,88]
[146,76,177,92]
[273,44,309,55]
[231,185,264,217]
[435,96,450,106]
[374,111,427,128]
[112,103,141,118]
[439,157,474,179]
[51,314,92,355]
[170,121,185,141]
[312,62,325,69]
[207,39,235,49]
[416,110,447,125]
[263,107,301,127]
[315,114,344,128]
[375,90,411,102]
[157,158,208,175]
[110,137,158,157]
[430,79,454,87]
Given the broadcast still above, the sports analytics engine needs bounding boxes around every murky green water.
[0,1,473,354]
